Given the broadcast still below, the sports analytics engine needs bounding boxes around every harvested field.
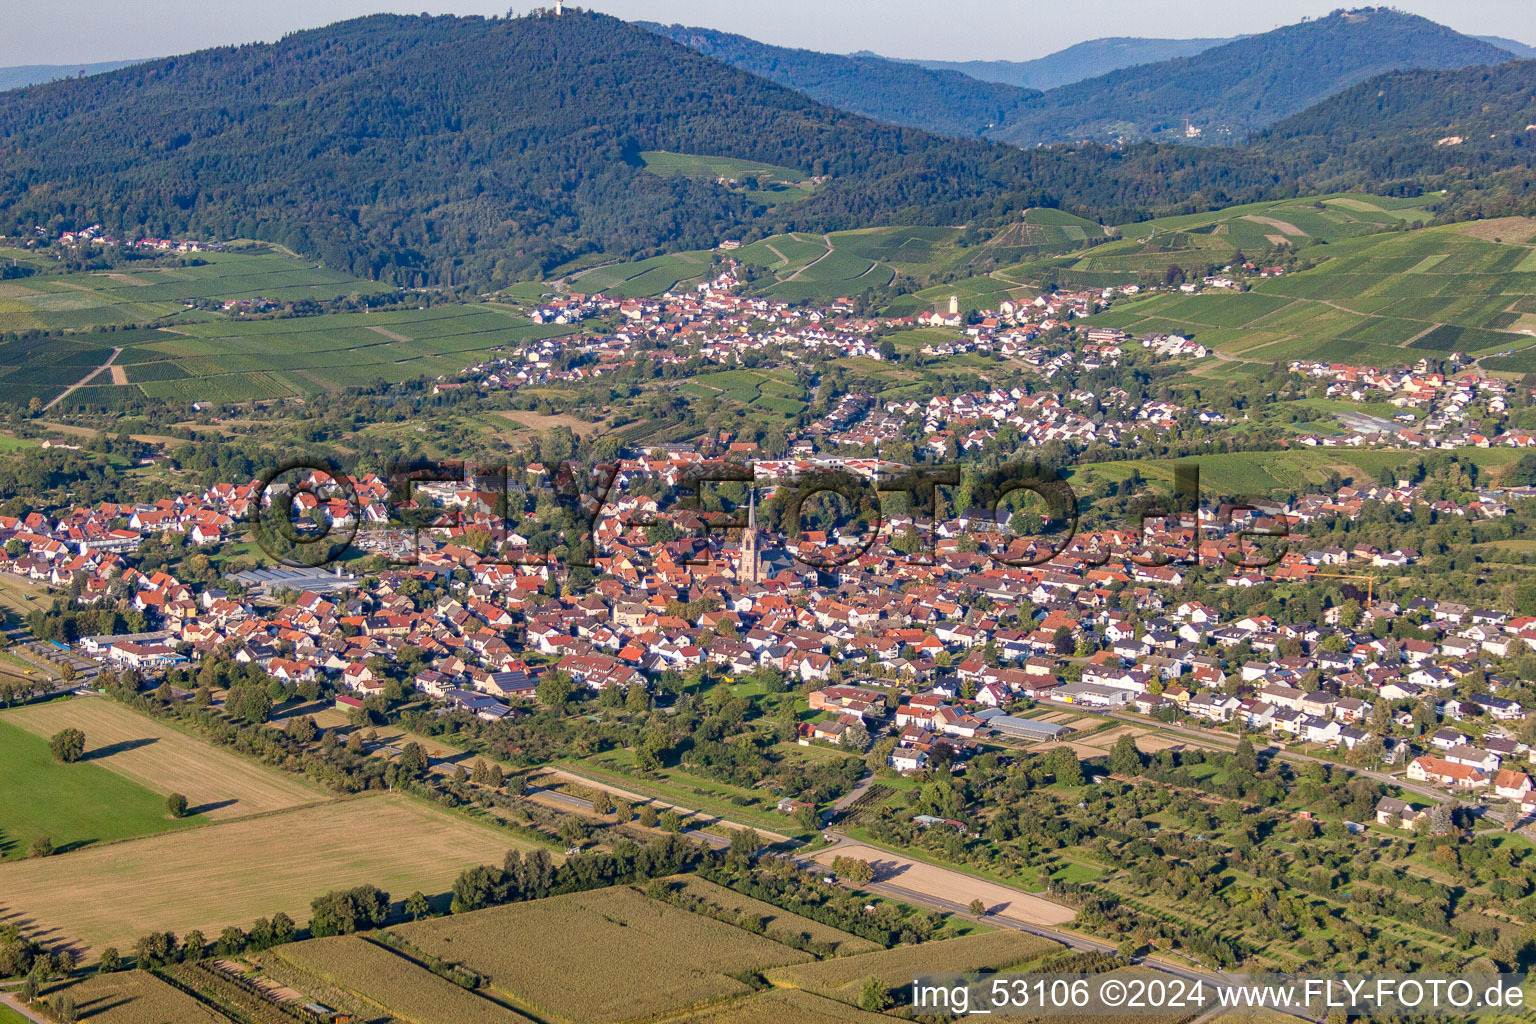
[765,931,1060,1002]
[46,969,231,1023]
[4,698,321,819]
[392,885,814,1023]
[275,935,534,1024]
[0,793,530,958]
[660,876,883,955]
[812,844,1076,928]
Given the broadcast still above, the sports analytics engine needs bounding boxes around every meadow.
[639,150,818,205]
[0,793,528,957]
[275,935,535,1024]
[764,931,1061,1003]
[0,717,200,860]
[391,885,814,1023]
[4,698,322,820]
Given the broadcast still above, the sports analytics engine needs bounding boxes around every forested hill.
[887,36,1239,92]
[990,8,1514,146]
[0,10,1285,288]
[1254,60,1536,201]
[0,60,147,92]
[641,23,1038,137]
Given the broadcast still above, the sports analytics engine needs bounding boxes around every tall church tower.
[740,489,761,584]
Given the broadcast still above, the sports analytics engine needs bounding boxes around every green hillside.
[1082,218,1536,368]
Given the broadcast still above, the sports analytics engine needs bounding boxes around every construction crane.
[1310,571,1381,605]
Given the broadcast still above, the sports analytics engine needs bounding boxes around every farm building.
[989,716,1071,741]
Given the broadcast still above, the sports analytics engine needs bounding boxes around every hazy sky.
[4,0,1535,66]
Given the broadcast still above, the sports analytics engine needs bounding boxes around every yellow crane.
[1310,570,1381,605]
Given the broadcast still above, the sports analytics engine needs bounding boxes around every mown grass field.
[640,150,818,205]
[0,793,528,957]
[0,717,201,861]
[4,698,322,820]
[392,885,814,1023]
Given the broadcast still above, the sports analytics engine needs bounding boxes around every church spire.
[741,488,760,584]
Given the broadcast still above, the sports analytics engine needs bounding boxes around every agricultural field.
[764,931,1061,1003]
[0,793,528,957]
[48,304,577,410]
[0,717,201,861]
[640,150,819,205]
[275,935,534,1024]
[3,698,322,820]
[569,248,717,298]
[665,988,894,1024]
[0,246,381,336]
[1081,219,1536,367]
[42,968,233,1024]
[658,876,884,955]
[995,192,1436,293]
[391,885,814,1023]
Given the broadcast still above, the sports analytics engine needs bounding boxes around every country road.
[44,346,121,411]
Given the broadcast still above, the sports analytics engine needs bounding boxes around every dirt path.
[367,325,413,343]
[813,841,1077,927]
[784,234,834,282]
[44,346,122,411]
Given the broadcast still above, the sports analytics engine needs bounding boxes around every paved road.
[0,992,50,1023]
[830,769,875,815]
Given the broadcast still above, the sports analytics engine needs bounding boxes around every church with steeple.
[739,489,761,585]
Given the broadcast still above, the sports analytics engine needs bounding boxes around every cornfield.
[275,936,535,1024]
[392,886,815,1023]
[41,969,232,1024]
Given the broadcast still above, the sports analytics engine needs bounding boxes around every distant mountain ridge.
[0,60,147,92]
[876,36,1242,91]
[989,8,1515,146]
[641,23,1037,137]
